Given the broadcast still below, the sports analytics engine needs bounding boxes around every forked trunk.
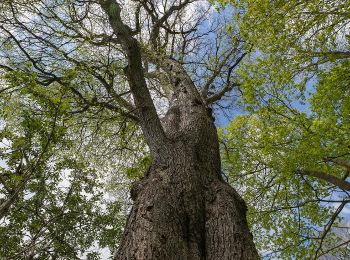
[96,2,258,258]
[115,80,259,259]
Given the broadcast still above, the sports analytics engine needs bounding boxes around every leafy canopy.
[219,0,350,258]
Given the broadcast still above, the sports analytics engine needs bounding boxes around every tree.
[0,54,127,258]
[0,0,259,259]
[219,0,350,258]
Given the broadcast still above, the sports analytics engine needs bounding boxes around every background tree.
[220,0,350,258]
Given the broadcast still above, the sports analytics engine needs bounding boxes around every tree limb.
[201,49,236,98]
[313,201,347,259]
[297,169,350,191]
[324,157,350,171]
[206,52,246,104]
[99,0,167,160]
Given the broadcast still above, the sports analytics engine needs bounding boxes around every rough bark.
[98,1,259,258]
[115,72,259,260]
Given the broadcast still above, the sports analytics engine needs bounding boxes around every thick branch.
[324,157,350,171]
[99,0,167,159]
[142,46,200,101]
[307,51,350,59]
[206,82,240,104]
[297,170,350,191]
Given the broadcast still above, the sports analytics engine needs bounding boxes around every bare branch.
[149,0,194,47]
[206,52,246,104]
[201,49,235,98]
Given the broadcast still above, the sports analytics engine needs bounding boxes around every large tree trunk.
[97,3,258,258]
[115,80,259,259]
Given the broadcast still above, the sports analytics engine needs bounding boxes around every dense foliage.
[0,70,135,258]
[220,0,350,258]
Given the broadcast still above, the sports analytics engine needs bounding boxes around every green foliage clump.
[218,0,350,258]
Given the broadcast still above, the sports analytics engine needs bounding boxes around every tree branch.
[149,0,194,47]
[313,201,347,259]
[324,157,350,171]
[201,49,236,98]
[297,169,350,191]
[206,52,246,104]
[99,0,167,160]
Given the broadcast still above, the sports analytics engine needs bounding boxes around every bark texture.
[98,1,259,258]
[115,76,259,260]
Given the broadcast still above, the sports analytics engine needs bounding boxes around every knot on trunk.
[130,180,143,201]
